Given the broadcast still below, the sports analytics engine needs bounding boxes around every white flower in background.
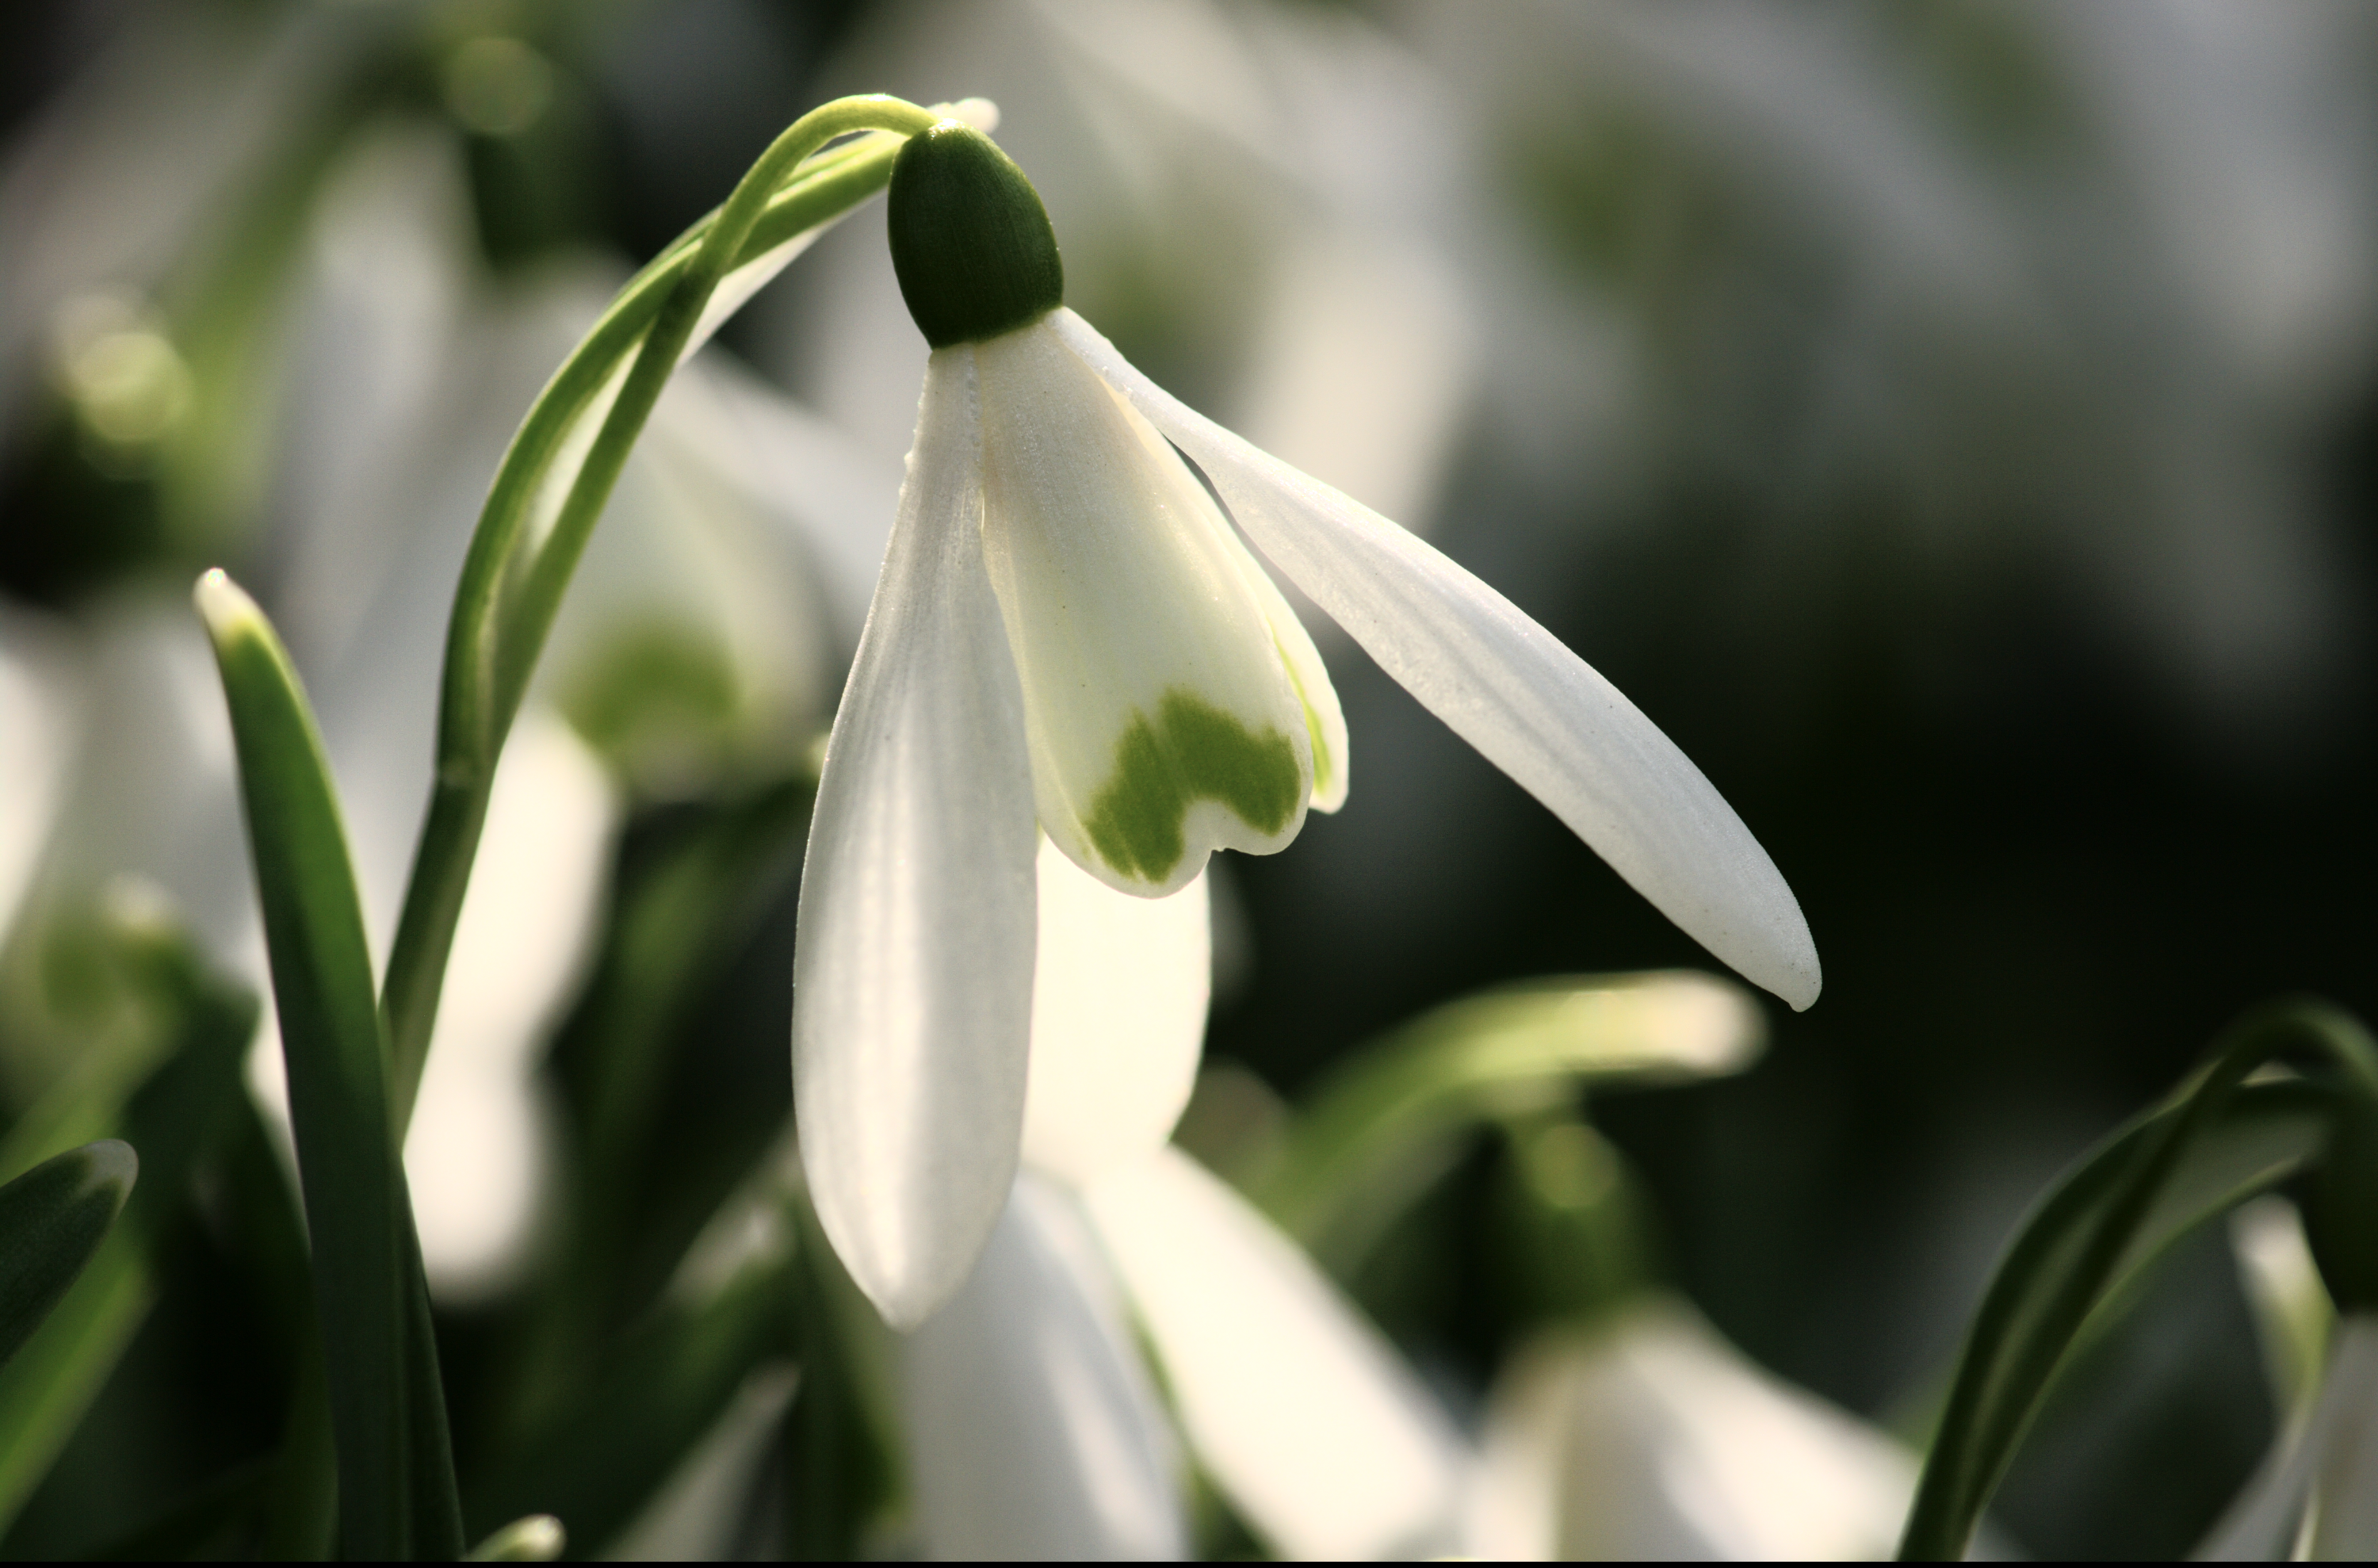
[795,119,1820,1327]
[2197,1198,2376,1561]
[901,841,1466,1559]
[788,0,1479,555]
[0,89,890,1298]
[1467,1296,1917,1561]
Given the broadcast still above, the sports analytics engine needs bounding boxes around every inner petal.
[975,319,1313,895]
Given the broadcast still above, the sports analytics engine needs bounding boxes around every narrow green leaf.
[0,1140,136,1371]
[193,568,457,1559]
[0,920,257,1536]
[1256,972,1764,1268]
[77,1456,273,1561]
[465,1251,794,1555]
[1898,998,2378,1561]
[0,1228,148,1530]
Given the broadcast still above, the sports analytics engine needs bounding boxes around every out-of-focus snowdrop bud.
[268,123,475,672]
[1082,1145,1466,1559]
[1468,1295,1916,1561]
[0,2,323,435]
[902,1173,1187,1559]
[403,708,614,1301]
[0,613,77,951]
[1019,837,1210,1187]
[637,353,904,640]
[547,354,856,797]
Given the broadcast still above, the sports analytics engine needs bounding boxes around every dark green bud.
[886,121,1063,349]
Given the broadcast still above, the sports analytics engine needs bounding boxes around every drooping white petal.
[903,1174,1187,1561]
[1470,1297,1913,1561]
[974,318,1320,897]
[793,348,1039,1329]
[1021,836,1211,1186]
[1082,1145,1466,1560]
[1053,309,1821,1012]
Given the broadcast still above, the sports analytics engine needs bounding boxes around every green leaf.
[784,1201,900,1559]
[465,1249,794,1555]
[1255,972,1764,1269]
[0,1140,136,1372]
[194,569,459,1559]
[1898,997,2378,1561]
[0,917,257,1535]
[76,1456,273,1561]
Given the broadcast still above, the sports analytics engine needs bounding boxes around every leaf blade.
[195,569,455,1558]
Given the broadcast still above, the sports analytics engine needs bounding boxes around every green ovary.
[1083,689,1302,883]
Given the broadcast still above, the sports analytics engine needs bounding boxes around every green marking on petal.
[1273,631,1333,804]
[1084,689,1302,883]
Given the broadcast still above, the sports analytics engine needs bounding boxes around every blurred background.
[2,0,2374,1558]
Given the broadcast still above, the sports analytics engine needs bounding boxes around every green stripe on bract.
[1084,690,1302,883]
[1272,632,1332,802]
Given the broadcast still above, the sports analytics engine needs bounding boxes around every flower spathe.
[794,122,1820,1327]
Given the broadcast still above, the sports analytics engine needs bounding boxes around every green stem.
[1897,1000,2378,1560]
[379,95,946,1121]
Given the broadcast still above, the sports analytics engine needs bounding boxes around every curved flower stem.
[1896,999,2378,1561]
[379,94,947,1122]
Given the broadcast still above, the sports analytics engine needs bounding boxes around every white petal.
[903,1174,1187,1561]
[1471,1297,1913,1561]
[2309,1314,2378,1558]
[1054,309,1821,1012]
[0,614,76,950]
[1083,1146,1466,1560]
[793,348,1039,1329]
[1021,836,1210,1186]
[975,318,1319,897]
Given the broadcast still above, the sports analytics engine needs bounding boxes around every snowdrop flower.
[2198,1199,2376,1560]
[900,841,1466,1559]
[1467,1295,1917,1561]
[794,119,1821,1325]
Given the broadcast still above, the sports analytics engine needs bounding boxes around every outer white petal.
[903,1174,1187,1561]
[1021,836,1210,1186]
[975,319,1316,897]
[1082,1145,1466,1559]
[793,347,1039,1329]
[1470,1296,1913,1561]
[2308,1314,2378,1558]
[1053,309,1821,1012]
